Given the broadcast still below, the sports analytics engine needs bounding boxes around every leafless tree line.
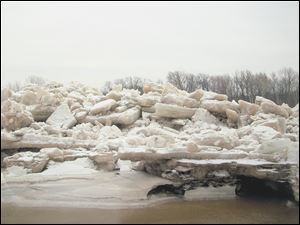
[4,75,46,92]
[101,76,146,94]
[101,76,164,94]
[3,68,299,107]
[102,68,299,107]
[167,68,299,107]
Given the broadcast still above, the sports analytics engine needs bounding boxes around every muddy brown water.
[1,198,299,224]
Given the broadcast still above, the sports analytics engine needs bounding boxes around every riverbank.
[2,198,299,224]
[2,170,299,224]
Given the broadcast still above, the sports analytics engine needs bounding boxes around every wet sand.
[2,198,299,224]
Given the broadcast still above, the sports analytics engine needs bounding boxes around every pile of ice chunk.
[1,81,299,201]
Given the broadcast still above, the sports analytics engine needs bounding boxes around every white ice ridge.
[1,81,299,202]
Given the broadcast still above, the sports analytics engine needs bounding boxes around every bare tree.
[196,73,210,91]
[102,68,299,107]
[101,76,147,94]
[279,68,298,106]
[167,71,186,90]
[270,72,279,103]
[101,81,113,95]
[7,81,23,92]
[26,75,46,85]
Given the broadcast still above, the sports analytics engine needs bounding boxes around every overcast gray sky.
[1,1,299,88]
